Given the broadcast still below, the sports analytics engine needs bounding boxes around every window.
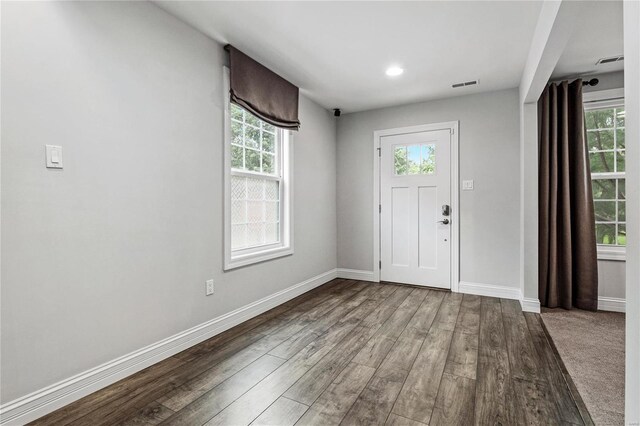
[394,144,436,175]
[585,95,625,260]
[224,72,292,269]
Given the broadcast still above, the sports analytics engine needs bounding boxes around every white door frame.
[373,121,460,292]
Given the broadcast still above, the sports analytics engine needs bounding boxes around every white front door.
[380,128,451,288]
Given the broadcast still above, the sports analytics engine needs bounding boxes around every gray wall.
[599,260,626,299]
[583,70,625,93]
[0,1,337,403]
[337,89,521,289]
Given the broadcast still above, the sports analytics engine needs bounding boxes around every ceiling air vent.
[452,80,478,88]
[596,55,624,65]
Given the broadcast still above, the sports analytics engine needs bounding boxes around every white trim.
[451,124,460,292]
[459,281,542,313]
[337,268,376,282]
[592,172,625,179]
[583,88,625,104]
[225,244,294,270]
[459,281,521,300]
[373,130,381,283]
[373,121,460,291]
[224,67,233,269]
[0,269,338,425]
[519,296,626,313]
[597,245,626,261]
[520,298,541,313]
[598,296,626,313]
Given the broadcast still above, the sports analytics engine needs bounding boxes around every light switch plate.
[462,180,474,190]
[206,279,214,296]
[46,145,63,169]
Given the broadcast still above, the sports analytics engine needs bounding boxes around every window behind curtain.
[586,104,626,246]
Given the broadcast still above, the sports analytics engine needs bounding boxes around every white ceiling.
[155,1,543,113]
[552,0,624,80]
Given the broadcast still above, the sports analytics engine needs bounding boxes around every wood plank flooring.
[31,279,586,426]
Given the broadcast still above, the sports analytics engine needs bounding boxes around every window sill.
[224,245,293,270]
[597,246,626,261]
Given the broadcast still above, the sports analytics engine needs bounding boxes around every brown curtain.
[228,46,300,130]
[538,79,598,310]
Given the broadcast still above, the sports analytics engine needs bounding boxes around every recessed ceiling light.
[386,66,404,77]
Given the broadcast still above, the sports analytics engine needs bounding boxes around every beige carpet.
[541,308,625,426]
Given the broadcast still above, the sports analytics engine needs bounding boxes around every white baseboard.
[520,297,541,313]
[458,281,521,300]
[337,268,376,282]
[0,269,339,425]
[598,296,626,313]
[458,281,540,313]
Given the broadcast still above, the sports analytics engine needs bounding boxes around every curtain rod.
[548,77,600,86]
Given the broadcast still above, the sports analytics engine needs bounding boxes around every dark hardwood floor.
[31,279,586,425]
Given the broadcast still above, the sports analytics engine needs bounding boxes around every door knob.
[436,219,450,225]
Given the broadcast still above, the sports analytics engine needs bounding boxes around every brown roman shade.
[227,45,300,131]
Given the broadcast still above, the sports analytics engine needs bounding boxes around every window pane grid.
[394,143,436,175]
[587,107,625,174]
[231,175,281,250]
[593,178,625,246]
[588,148,617,153]
[230,104,283,252]
[587,104,625,247]
[231,104,278,176]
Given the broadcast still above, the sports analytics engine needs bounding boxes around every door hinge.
[377,147,381,157]
[450,128,455,135]
[379,260,382,269]
[379,204,382,213]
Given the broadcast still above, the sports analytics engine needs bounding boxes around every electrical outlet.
[206,279,214,296]
[462,180,474,190]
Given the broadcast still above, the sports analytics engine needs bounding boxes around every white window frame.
[223,67,294,270]
[584,88,625,261]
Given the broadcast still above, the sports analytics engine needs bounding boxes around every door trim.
[373,121,460,292]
